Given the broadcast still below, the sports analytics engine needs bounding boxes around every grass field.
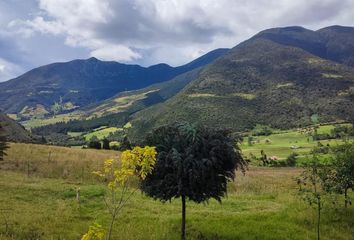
[21,111,84,129]
[83,127,122,141]
[1,143,120,180]
[241,124,353,162]
[0,143,353,239]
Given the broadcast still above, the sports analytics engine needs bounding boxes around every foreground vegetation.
[0,143,353,239]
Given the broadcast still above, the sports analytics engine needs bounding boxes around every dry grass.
[1,143,120,181]
[231,167,302,194]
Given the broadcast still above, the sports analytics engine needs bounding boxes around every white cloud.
[2,0,354,72]
[90,45,141,62]
[0,58,23,82]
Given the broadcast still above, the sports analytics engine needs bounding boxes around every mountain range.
[1,25,354,142]
[127,25,354,138]
[0,48,228,117]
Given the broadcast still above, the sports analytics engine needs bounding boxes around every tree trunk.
[317,198,321,240]
[107,212,117,240]
[344,188,348,208]
[181,195,186,240]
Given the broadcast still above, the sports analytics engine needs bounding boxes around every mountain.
[0,112,34,142]
[79,67,202,118]
[254,25,354,67]
[128,26,354,139]
[0,48,229,117]
[30,67,203,135]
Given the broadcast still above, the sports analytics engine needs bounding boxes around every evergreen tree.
[88,136,101,149]
[102,138,110,150]
[119,135,132,151]
[0,122,8,161]
[141,123,246,240]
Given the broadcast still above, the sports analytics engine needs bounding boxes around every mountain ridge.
[0,48,229,116]
[127,26,354,139]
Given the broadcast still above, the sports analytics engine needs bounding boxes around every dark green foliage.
[331,125,354,138]
[311,142,330,154]
[32,112,130,136]
[297,155,327,240]
[102,138,110,150]
[88,136,101,150]
[44,133,86,147]
[323,142,354,207]
[313,133,334,141]
[141,123,245,239]
[118,136,132,151]
[247,135,253,146]
[0,122,8,161]
[141,123,245,203]
[285,152,298,166]
[252,125,273,136]
[260,150,268,166]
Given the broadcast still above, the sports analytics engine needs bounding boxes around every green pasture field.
[83,127,122,141]
[241,124,353,161]
[0,143,353,239]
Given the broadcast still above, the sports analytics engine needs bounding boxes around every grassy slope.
[129,38,354,139]
[0,143,353,239]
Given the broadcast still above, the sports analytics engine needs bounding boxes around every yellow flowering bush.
[84,146,157,240]
[81,223,105,240]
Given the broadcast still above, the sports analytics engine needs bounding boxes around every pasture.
[241,124,352,162]
[0,143,353,239]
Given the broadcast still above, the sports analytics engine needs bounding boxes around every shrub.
[285,152,298,166]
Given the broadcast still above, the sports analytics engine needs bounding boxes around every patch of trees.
[32,112,130,136]
[43,133,86,147]
[297,142,354,240]
[249,150,299,167]
[251,124,273,136]
[313,125,354,141]
[87,136,102,149]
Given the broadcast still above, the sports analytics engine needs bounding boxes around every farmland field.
[83,127,122,141]
[0,143,353,239]
[241,124,353,162]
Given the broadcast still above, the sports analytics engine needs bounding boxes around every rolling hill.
[128,26,354,139]
[0,48,229,117]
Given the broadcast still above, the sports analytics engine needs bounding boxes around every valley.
[0,24,354,240]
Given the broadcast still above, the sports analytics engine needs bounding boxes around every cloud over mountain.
[1,0,354,81]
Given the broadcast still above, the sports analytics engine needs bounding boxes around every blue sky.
[1,0,354,82]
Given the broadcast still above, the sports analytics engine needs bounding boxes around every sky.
[0,0,354,82]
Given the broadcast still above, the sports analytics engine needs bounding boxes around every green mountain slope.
[129,37,354,138]
[30,68,202,134]
[0,49,228,117]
